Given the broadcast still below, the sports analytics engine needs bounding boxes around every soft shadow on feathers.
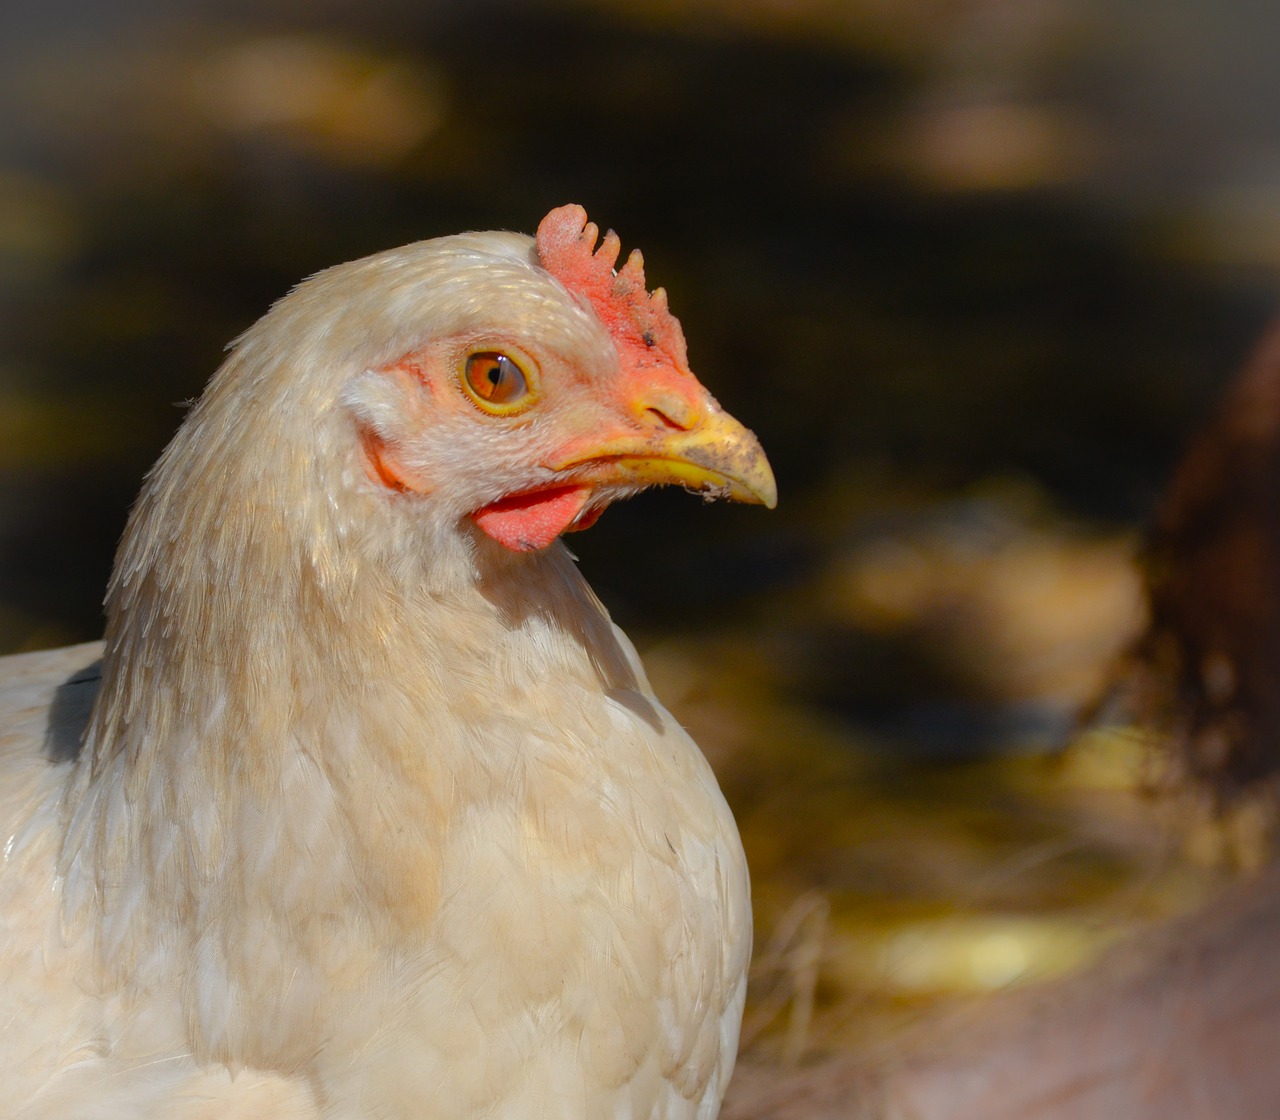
[42,662,100,765]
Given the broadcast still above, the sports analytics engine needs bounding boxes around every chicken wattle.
[0,205,774,1119]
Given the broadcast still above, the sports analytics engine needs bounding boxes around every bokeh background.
[2,0,1277,1068]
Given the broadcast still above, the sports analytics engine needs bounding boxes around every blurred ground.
[1,0,1277,1081]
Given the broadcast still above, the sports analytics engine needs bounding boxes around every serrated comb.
[535,204,690,373]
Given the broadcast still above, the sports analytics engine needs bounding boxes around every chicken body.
[0,208,773,1119]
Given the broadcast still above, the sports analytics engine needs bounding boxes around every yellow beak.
[550,401,777,509]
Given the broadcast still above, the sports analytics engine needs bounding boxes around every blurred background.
[2,0,1278,1069]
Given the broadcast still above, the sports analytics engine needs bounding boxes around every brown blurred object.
[724,861,1280,1120]
[720,317,1280,1119]
[1137,314,1280,798]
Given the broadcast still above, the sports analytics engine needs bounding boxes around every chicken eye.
[464,352,530,410]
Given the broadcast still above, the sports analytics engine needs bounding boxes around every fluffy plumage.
[0,206,774,1119]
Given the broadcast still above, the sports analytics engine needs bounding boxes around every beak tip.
[733,449,777,510]
[745,471,778,510]
[685,431,776,510]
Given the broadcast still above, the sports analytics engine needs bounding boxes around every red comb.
[536,204,689,372]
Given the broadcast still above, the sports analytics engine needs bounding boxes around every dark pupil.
[487,362,504,388]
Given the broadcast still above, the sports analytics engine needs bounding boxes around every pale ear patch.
[343,365,436,495]
[359,428,416,493]
[341,365,431,436]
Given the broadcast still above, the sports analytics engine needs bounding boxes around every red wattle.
[565,504,605,533]
[472,485,592,552]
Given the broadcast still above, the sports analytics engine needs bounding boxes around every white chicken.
[0,205,775,1119]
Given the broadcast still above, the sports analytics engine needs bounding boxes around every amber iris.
[464,352,530,408]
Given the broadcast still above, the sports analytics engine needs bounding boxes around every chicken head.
[342,203,775,552]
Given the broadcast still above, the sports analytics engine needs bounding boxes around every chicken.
[0,205,775,1119]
